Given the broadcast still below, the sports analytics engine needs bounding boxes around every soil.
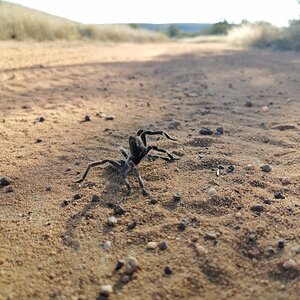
[0,41,300,300]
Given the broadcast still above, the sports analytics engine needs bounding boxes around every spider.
[74,129,178,196]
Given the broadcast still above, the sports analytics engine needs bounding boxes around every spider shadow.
[61,166,135,250]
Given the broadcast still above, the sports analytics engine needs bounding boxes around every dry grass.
[227,21,300,51]
[0,1,167,42]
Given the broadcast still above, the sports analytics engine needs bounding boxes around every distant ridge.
[139,23,212,33]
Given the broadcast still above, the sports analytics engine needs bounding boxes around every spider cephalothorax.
[75,129,178,196]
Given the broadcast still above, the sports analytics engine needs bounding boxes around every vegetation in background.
[201,20,234,35]
[0,1,166,42]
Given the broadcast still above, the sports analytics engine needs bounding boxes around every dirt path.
[0,41,300,300]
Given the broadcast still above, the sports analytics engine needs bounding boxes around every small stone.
[91,194,100,202]
[0,176,11,186]
[121,275,130,284]
[208,188,217,197]
[168,120,181,130]
[103,241,112,251]
[244,164,254,171]
[159,241,168,250]
[274,192,285,199]
[273,125,295,131]
[164,266,172,275]
[172,150,185,157]
[38,116,45,122]
[146,242,158,250]
[6,186,13,193]
[177,223,186,231]
[200,127,213,135]
[227,165,235,173]
[127,222,137,230]
[281,177,290,185]
[250,205,264,213]
[260,164,272,172]
[107,216,118,226]
[150,198,158,205]
[73,193,81,200]
[84,115,91,122]
[173,192,182,202]
[263,199,272,205]
[105,115,116,121]
[45,186,51,192]
[114,205,126,215]
[245,101,253,107]
[266,246,275,255]
[261,106,269,112]
[195,244,208,256]
[62,200,69,206]
[115,260,125,271]
[216,127,224,135]
[99,285,113,296]
[36,138,43,143]
[124,257,139,274]
[205,232,217,240]
[278,239,285,249]
[282,259,298,270]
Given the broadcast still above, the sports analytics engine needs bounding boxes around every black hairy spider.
[74,129,178,196]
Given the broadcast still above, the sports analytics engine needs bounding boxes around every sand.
[0,41,300,299]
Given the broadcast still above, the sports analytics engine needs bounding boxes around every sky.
[6,0,300,27]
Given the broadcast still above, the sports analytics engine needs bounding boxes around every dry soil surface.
[0,41,300,300]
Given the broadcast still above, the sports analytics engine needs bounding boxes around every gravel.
[0,176,11,186]
[173,192,182,202]
[103,241,112,251]
[164,266,172,275]
[99,285,113,296]
[107,216,118,226]
[124,257,139,274]
[200,127,213,135]
[159,241,168,250]
[260,164,272,172]
[146,242,158,250]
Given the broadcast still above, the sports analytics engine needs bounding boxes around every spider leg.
[148,145,178,161]
[129,162,149,196]
[118,146,129,158]
[138,130,177,143]
[74,159,122,183]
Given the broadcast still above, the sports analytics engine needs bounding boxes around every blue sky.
[6,0,300,26]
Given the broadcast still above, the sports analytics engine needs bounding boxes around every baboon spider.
[74,129,178,196]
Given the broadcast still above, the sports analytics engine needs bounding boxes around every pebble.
[124,257,139,274]
[195,244,208,256]
[114,205,126,215]
[278,239,285,249]
[263,199,272,205]
[62,200,69,206]
[208,188,217,197]
[0,176,11,186]
[99,285,113,296]
[45,186,51,192]
[105,115,116,121]
[107,216,118,226]
[121,275,130,284]
[150,198,158,205]
[245,101,253,107]
[266,246,275,255]
[38,116,45,122]
[274,192,285,199]
[260,164,272,172]
[91,194,100,203]
[177,223,186,231]
[200,127,213,135]
[164,266,172,275]
[146,242,158,250]
[84,115,91,122]
[168,120,181,130]
[216,127,224,135]
[73,193,81,200]
[103,241,112,251]
[157,241,168,251]
[282,259,298,270]
[227,165,235,173]
[173,192,182,202]
[127,222,137,230]
[250,205,264,213]
[244,164,254,171]
[36,138,43,143]
[281,177,290,185]
[115,260,125,271]
[172,150,185,157]
[261,106,269,112]
[205,232,217,240]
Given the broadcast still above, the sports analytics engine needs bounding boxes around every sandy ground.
[0,41,300,300]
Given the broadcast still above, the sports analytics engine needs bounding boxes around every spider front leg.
[74,159,122,183]
[148,145,178,161]
[137,129,177,146]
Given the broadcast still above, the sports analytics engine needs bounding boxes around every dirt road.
[0,41,300,299]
